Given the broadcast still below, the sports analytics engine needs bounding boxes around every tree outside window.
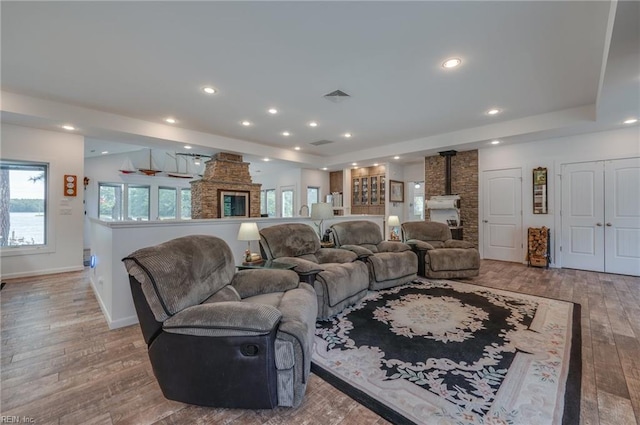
[128,185,150,220]
[181,188,191,219]
[99,183,123,221]
[266,189,276,217]
[282,188,294,217]
[0,160,47,247]
[158,187,177,219]
[307,186,319,206]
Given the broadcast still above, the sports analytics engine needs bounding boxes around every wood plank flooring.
[1,261,639,424]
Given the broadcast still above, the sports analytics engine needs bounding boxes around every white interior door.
[561,161,605,272]
[604,158,640,276]
[483,168,523,262]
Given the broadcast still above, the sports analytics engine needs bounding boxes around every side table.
[236,260,296,271]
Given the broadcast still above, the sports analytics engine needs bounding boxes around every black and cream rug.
[312,279,581,425]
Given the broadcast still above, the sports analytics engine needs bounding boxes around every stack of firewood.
[528,226,549,267]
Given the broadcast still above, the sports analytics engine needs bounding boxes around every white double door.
[561,158,640,276]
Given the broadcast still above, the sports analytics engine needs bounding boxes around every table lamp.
[237,222,261,263]
[388,215,401,240]
[311,202,334,239]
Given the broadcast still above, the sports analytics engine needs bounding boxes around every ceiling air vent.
[323,89,350,103]
[310,140,335,146]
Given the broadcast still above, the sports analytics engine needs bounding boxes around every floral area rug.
[312,279,581,425]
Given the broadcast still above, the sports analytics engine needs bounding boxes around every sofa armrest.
[406,239,435,251]
[269,256,325,275]
[231,269,300,298]
[163,301,282,337]
[444,240,476,249]
[339,244,374,259]
[377,241,412,253]
[315,248,358,264]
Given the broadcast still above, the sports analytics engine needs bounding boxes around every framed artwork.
[532,167,548,214]
[389,180,404,203]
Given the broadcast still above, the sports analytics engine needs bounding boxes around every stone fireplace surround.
[191,152,262,219]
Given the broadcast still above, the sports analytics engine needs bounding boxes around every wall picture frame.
[389,180,404,202]
[532,167,548,214]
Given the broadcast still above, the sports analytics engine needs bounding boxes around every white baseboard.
[89,276,139,330]
[0,265,84,280]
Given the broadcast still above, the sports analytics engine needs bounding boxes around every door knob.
[606,223,612,227]
[483,220,488,223]
[596,222,603,226]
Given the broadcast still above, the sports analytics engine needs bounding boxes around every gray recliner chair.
[122,235,317,409]
[401,220,480,279]
[329,220,417,290]
[259,223,370,320]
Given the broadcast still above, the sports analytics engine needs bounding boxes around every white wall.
[478,126,640,265]
[403,162,425,183]
[1,124,85,278]
[301,168,330,206]
[254,166,301,216]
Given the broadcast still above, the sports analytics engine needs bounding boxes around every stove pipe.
[439,150,457,195]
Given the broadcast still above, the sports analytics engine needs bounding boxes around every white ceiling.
[1,1,638,169]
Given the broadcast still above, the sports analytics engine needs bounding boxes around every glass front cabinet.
[351,167,386,214]
[352,178,360,206]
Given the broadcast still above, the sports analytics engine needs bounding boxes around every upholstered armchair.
[401,221,480,279]
[329,220,417,290]
[259,223,370,320]
[122,235,317,409]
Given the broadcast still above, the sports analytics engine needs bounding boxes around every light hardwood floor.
[1,261,639,424]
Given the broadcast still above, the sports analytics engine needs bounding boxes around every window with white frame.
[181,188,191,219]
[158,187,177,219]
[0,160,48,247]
[98,183,123,221]
[127,185,150,220]
[265,189,276,217]
[281,187,294,217]
[307,186,320,206]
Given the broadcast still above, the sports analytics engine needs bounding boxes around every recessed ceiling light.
[415,183,421,189]
[241,120,252,126]
[165,117,177,124]
[623,118,638,124]
[263,157,270,162]
[308,121,318,127]
[202,87,216,95]
[282,131,290,136]
[184,145,192,149]
[394,156,400,160]
[352,162,357,166]
[373,163,379,166]
[486,108,501,115]
[62,124,75,131]
[321,167,328,171]
[101,151,109,155]
[442,58,462,69]
[268,108,278,114]
[294,146,301,151]
[491,140,501,145]
[344,132,352,138]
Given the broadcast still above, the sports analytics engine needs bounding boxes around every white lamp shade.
[237,222,260,241]
[388,215,400,227]
[310,203,334,220]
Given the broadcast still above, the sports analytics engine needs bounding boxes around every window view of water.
[7,212,44,245]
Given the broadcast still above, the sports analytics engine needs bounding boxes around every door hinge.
[560,246,562,252]
[560,210,562,216]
